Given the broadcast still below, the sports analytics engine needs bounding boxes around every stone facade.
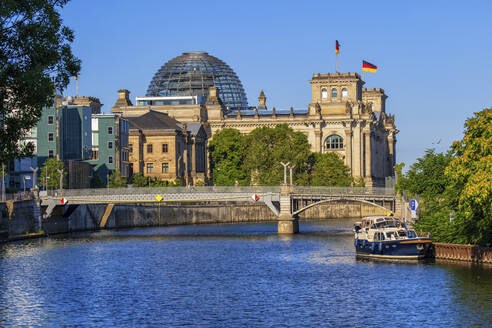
[125,111,207,185]
[112,72,397,187]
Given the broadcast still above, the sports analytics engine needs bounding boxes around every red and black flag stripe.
[335,40,340,54]
[362,60,377,73]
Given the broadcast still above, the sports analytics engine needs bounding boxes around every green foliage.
[90,174,105,188]
[399,149,453,199]
[243,124,312,185]
[0,0,81,165]
[108,171,127,188]
[445,108,492,245]
[209,124,354,187]
[131,173,148,187]
[149,178,167,187]
[170,178,182,187]
[407,109,492,246]
[38,158,66,189]
[309,152,353,186]
[194,180,206,187]
[209,128,249,186]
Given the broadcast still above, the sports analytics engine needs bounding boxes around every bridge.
[40,185,397,234]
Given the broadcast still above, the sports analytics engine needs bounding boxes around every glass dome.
[146,51,248,111]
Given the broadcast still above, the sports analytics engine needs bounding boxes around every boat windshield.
[397,230,406,237]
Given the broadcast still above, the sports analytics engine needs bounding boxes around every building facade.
[111,52,398,187]
[86,113,130,184]
[126,111,207,184]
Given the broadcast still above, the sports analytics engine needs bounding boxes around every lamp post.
[1,164,5,202]
[280,162,290,185]
[30,167,38,189]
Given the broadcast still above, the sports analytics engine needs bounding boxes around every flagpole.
[336,53,338,73]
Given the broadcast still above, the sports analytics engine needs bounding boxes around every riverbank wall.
[1,199,385,241]
[433,243,492,264]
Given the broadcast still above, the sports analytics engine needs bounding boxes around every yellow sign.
[155,195,163,201]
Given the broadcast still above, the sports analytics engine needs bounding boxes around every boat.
[353,216,433,260]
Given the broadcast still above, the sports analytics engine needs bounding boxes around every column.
[314,129,322,153]
[191,137,197,179]
[277,184,299,234]
[364,131,373,186]
[344,129,352,173]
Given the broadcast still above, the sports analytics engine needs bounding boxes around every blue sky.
[61,0,492,168]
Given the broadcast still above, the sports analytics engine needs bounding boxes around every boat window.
[386,232,395,239]
[398,230,406,237]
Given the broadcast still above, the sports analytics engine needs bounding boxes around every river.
[0,220,491,327]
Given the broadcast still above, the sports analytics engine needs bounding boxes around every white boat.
[353,216,433,260]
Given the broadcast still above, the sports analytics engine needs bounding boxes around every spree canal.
[0,220,491,327]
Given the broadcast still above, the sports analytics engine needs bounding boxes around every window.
[48,150,54,158]
[331,88,338,98]
[108,127,113,135]
[48,116,54,124]
[162,143,168,153]
[147,144,153,153]
[321,88,328,99]
[162,163,169,173]
[129,144,133,153]
[108,141,113,149]
[325,135,344,149]
[48,132,54,142]
[108,156,113,164]
[147,163,153,173]
[341,88,348,98]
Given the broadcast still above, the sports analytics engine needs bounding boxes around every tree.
[38,158,65,190]
[309,152,353,186]
[209,128,248,186]
[399,149,453,199]
[108,171,127,188]
[131,173,148,187]
[90,174,105,188]
[242,124,311,185]
[445,108,492,245]
[0,0,81,165]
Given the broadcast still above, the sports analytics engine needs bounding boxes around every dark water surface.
[0,220,491,327]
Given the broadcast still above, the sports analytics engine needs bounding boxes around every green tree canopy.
[445,108,492,245]
[108,171,127,188]
[243,124,311,185]
[38,158,66,190]
[131,173,148,187]
[209,128,248,186]
[309,152,353,186]
[399,149,453,199]
[0,0,81,165]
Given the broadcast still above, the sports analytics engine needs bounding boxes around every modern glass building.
[145,51,248,112]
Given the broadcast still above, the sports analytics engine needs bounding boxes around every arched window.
[321,88,328,99]
[325,135,344,149]
[331,88,338,98]
[341,88,348,98]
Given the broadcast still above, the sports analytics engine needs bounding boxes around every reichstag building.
[111,51,397,187]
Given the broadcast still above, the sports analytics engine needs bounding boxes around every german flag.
[335,40,340,54]
[362,60,377,73]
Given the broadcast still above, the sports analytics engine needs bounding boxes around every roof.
[126,111,181,131]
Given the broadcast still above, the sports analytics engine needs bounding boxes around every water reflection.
[0,220,491,327]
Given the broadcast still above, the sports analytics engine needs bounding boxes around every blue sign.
[411,200,416,210]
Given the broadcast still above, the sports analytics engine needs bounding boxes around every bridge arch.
[292,198,394,217]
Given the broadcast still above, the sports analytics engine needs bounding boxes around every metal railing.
[53,186,394,197]
[292,186,394,195]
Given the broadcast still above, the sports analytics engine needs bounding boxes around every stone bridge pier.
[277,184,299,234]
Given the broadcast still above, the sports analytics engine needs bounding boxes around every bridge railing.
[55,186,282,197]
[53,185,394,197]
[292,186,394,195]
